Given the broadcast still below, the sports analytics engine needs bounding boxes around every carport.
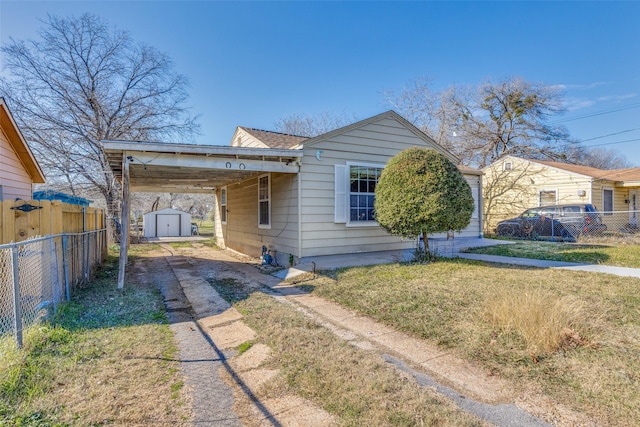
[102,140,302,288]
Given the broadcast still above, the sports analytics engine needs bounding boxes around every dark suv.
[495,203,607,241]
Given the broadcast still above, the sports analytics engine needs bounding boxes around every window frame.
[602,187,614,215]
[346,162,385,227]
[538,189,557,206]
[220,187,227,224]
[258,174,271,229]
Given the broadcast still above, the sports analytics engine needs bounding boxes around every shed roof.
[0,98,45,183]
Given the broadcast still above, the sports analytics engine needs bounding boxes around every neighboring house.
[0,98,45,200]
[216,111,483,264]
[483,155,640,233]
[143,207,192,238]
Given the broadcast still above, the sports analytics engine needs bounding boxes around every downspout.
[297,172,302,262]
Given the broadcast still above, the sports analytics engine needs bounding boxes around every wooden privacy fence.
[0,199,108,348]
[1,199,105,244]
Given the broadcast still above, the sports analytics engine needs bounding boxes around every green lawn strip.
[304,259,640,426]
[464,241,640,268]
[0,253,189,426]
[208,279,482,426]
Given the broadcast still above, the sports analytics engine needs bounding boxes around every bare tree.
[385,76,575,168]
[0,13,199,238]
[482,162,540,233]
[273,111,358,137]
[565,146,632,169]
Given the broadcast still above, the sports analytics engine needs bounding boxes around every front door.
[630,191,638,227]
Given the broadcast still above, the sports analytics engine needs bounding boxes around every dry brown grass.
[484,288,598,358]
[304,259,640,426]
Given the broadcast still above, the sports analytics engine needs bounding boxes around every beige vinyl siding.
[0,127,33,200]
[298,116,477,258]
[217,172,299,261]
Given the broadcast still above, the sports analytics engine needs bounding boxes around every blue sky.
[2,1,639,165]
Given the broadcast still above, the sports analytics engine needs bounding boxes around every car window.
[539,207,558,216]
[562,206,581,214]
[521,209,539,218]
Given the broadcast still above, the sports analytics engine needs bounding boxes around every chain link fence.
[494,210,640,243]
[0,229,106,348]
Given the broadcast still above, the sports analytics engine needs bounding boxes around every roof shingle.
[534,159,640,182]
[239,127,308,149]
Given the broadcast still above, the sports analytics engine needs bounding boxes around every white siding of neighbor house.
[217,172,299,262]
[0,126,33,200]
[297,116,481,258]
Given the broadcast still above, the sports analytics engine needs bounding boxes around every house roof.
[457,164,482,175]
[238,127,308,149]
[300,110,460,164]
[534,159,640,182]
[501,156,640,185]
[0,98,46,183]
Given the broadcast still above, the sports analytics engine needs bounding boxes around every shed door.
[157,214,181,237]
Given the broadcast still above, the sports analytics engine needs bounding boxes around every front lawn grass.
[303,259,640,426]
[465,241,640,267]
[208,280,482,426]
[0,252,190,426]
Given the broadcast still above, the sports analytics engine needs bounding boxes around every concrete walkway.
[456,252,640,278]
[278,237,640,280]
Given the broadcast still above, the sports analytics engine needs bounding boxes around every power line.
[584,138,640,148]
[551,102,640,124]
[580,128,640,142]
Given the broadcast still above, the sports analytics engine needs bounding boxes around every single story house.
[103,111,483,284]
[482,155,640,233]
[0,98,45,200]
[215,111,482,264]
[143,207,192,238]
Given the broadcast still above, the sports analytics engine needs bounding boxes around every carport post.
[117,154,131,290]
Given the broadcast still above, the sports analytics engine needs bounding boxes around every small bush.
[484,288,595,357]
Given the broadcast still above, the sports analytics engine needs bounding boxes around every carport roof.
[102,140,302,193]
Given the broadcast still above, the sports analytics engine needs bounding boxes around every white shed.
[143,208,192,238]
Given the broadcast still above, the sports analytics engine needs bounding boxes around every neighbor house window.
[603,188,613,215]
[220,187,227,224]
[539,190,557,206]
[349,164,383,223]
[258,174,270,228]
[503,161,513,171]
